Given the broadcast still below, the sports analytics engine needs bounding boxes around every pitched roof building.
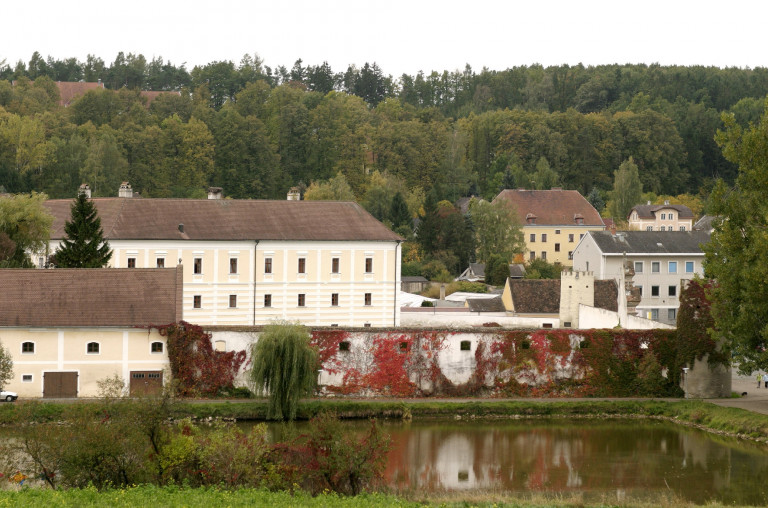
[493,189,605,267]
[628,202,695,231]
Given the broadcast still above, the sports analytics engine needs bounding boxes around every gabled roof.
[507,278,618,314]
[493,189,604,227]
[630,204,694,219]
[467,296,506,312]
[0,267,182,327]
[587,231,709,255]
[693,215,716,232]
[54,81,104,106]
[44,198,402,242]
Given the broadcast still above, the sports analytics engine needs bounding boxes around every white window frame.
[150,341,164,354]
[668,261,677,274]
[21,341,35,354]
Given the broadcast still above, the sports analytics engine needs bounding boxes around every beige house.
[627,202,694,231]
[572,230,709,326]
[493,189,605,266]
[43,195,402,328]
[0,268,182,398]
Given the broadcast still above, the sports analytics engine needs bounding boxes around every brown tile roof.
[140,90,181,106]
[43,198,402,242]
[467,296,506,312]
[0,267,182,327]
[54,81,105,106]
[508,278,618,314]
[493,189,605,227]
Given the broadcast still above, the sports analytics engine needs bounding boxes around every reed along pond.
[268,418,768,505]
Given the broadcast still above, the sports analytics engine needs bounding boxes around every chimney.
[664,200,670,205]
[207,187,223,200]
[78,183,91,199]
[287,187,301,201]
[647,200,651,205]
[118,181,133,198]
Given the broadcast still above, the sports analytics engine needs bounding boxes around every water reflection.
[350,419,768,504]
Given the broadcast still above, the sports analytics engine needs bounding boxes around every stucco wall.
[682,355,732,398]
[578,305,674,330]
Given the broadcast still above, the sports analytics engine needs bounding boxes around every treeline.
[2,52,768,208]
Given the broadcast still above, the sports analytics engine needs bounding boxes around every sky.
[3,1,767,78]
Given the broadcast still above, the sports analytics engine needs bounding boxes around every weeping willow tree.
[250,322,318,420]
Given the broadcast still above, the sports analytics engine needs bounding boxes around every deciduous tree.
[0,191,53,267]
[608,157,643,220]
[0,341,12,391]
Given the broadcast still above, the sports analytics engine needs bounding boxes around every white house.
[627,202,694,231]
[572,230,709,326]
[43,194,402,328]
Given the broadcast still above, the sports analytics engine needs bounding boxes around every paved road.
[705,371,768,415]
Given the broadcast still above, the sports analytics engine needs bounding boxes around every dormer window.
[526,213,537,224]
[574,214,584,225]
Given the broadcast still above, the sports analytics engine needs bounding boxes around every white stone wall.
[578,305,674,330]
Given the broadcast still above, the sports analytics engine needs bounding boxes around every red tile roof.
[44,198,402,242]
[493,189,605,227]
[0,267,182,327]
[54,81,105,106]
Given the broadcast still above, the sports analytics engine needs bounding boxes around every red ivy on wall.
[154,321,247,397]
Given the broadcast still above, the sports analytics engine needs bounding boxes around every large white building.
[572,230,709,326]
[43,195,403,328]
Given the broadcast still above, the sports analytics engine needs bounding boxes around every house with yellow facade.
[0,268,182,398]
[492,188,605,266]
[43,190,403,328]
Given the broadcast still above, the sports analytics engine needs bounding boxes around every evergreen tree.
[586,187,606,213]
[389,191,411,229]
[55,192,112,268]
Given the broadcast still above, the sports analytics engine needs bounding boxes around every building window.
[568,234,574,242]
[586,261,589,271]
[555,229,561,235]
[685,261,694,273]
[668,308,677,321]
[636,285,643,296]
[530,251,535,261]
[214,340,226,352]
[365,257,373,273]
[634,261,643,273]
[651,286,660,297]
[151,342,164,353]
[21,342,34,354]
[264,257,273,274]
[339,341,350,352]
[563,322,572,328]
[568,251,573,260]
[680,226,686,231]
[156,257,165,268]
[652,262,660,273]
[670,213,675,220]
[229,295,237,308]
[298,257,306,274]
[661,213,666,220]
[193,295,202,308]
[460,340,471,351]
[646,226,653,231]
[580,234,584,240]
[669,261,677,273]
[298,294,306,307]
[541,251,547,260]
[541,234,547,243]
[555,243,560,252]
[86,342,100,354]
[661,226,666,231]
[127,257,136,268]
[264,294,272,307]
[229,257,238,274]
[530,233,536,242]
[364,293,372,306]
[193,257,202,274]
[331,293,339,306]
[651,309,659,321]
[668,285,677,297]
[22,374,33,382]
[331,257,340,273]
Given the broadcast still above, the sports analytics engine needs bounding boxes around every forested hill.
[1,52,767,211]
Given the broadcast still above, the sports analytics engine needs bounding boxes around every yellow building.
[43,194,402,328]
[0,268,182,398]
[493,189,605,266]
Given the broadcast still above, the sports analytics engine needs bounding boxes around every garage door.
[130,371,163,397]
[43,372,78,398]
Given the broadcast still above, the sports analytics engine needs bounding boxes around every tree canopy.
[0,191,52,267]
[0,341,12,391]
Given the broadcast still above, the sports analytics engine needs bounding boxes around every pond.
[268,418,768,505]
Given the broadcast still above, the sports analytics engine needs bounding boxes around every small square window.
[87,342,100,354]
[542,323,553,329]
[151,342,164,353]
[554,243,560,252]
[214,340,226,352]
[685,261,694,273]
[229,294,237,308]
[193,295,202,308]
[555,229,561,234]
[399,341,409,352]
[364,293,372,306]
[669,261,677,274]
[652,262,660,273]
[194,257,202,274]
[530,233,536,242]
[21,342,34,354]
[264,258,273,274]
[365,257,373,273]
[156,257,165,268]
[339,341,350,352]
[298,258,306,274]
[634,261,643,273]
[332,257,340,274]
[563,321,572,327]
[460,340,471,351]
[127,257,136,268]
[651,286,659,297]
[331,293,339,306]
[668,308,677,320]
[541,234,547,243]
[229,257,238,274]
[298,294,306,307]
[668,285,677,297]
[22,374,33,383]
[264,294,272,307]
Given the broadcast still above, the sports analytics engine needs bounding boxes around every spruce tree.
[55,193,112,268]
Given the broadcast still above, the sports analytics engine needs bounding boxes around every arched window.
[21,342,35,354]
[151,342,164,353]
[86,342,100,354]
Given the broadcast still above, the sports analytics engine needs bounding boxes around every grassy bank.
[4,398,768,441]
